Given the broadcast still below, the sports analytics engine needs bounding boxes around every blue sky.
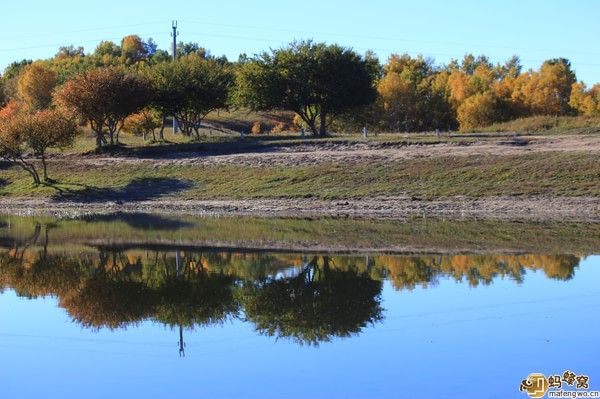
[1,0,599,84]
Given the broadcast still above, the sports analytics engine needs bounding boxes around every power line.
[180,31,600,68]
[1,23,599,70]
[0,21,168,42]
[181,19,600,57]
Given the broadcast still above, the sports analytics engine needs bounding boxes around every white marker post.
[363,126,368,138]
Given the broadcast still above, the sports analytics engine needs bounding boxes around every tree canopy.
[146,54,233,139]
[235,41,377,136]
[54,67,150,147]
[1,35,598,135]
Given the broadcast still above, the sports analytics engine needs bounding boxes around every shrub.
[251,121,263,134]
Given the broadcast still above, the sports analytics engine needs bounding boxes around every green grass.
[1,151,598,200]
[469,115,600,135]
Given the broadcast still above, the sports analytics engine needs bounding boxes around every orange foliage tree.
[0,110,78,184]
[54,67,150,148]
[123,107,162,141]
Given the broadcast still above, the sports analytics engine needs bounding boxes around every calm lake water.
[0,214,599,399]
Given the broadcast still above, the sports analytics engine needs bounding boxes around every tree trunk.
[16,158,41,185]
[319,110,327,137]
[159,115,166,141]
[41,154,48,182]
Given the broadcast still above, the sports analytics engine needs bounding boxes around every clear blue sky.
[1,0,599,84]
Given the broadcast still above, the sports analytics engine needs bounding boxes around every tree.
[2,59,32,80]
[176,42,208,58]
[235,41,377,136]
[16,62,57,110]
[0,78,6,107]
[94,41,121,58]
[24,110,79,181]
[55,45,85,59]
[0,113,41,184]
[123,107,162,141]
[0,110,78,183]
[378,54,443,132]
[146,54,233,140]
[0,101,21,120]
[121,35,149,64]
[569,82,600,116]
[457,91,507,130]
[513,58,576,116]
[54,67,150,148]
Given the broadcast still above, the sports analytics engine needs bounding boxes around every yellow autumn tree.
[447,69,472,106]
[123,108,162,141]
[513,58,576,115]
[457,91,505,130]
[121,35,148,63]
[569,82,600,116]
[16,62,57,110]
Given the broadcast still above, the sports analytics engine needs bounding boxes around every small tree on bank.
[235,41,377,136]
[123,107,162,141]
[0,110,78,184]
[54,67,150,148]
[146,55,233,140]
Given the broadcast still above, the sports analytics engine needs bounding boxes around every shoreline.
[1,195,598,222]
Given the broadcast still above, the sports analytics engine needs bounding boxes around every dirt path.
[1,195,599,222]
[70,134,600,168]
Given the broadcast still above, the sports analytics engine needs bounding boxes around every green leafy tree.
[54,45,85,59]
[94,40,121,58]
[235,41,377,136]
[146,54,233,140]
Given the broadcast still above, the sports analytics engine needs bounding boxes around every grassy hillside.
[1,151,598,199]
[468,115,600,135]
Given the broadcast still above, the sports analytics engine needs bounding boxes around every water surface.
[0,214,598,399]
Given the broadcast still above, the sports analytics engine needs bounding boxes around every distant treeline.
[1,35,599,142]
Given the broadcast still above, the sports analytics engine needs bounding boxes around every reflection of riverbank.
[1,214,599,254]
[1,196,600,222]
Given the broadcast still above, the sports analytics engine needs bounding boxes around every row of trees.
[375,54,592,131]
[1,36,599,183]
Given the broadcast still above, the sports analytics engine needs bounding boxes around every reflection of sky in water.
[0,255,598,399]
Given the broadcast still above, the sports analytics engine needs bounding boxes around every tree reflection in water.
[0,229,584,348]
[242,256,384,345]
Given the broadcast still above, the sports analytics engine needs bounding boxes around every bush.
[251,121,263,134]
[270,122,287,134]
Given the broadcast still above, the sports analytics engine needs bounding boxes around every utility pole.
[171,20,178,134]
